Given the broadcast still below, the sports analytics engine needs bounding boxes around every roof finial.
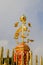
[13,15,34,44]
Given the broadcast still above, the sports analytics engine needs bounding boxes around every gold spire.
[14,15,34,44]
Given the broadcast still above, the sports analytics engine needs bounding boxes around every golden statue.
[13,15,34,65]
[13,15,34,43]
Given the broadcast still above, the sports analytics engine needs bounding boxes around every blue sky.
[0,0,43,60]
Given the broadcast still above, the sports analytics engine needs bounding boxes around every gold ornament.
[14,22,19,27]
[14,15,34,43]
[20,15,26,24]
[23,26,28,31]
[21,34,26,38]
[28,23,32,27]
[29,40,34,42]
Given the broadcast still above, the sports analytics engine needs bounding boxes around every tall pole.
[11,49,14,65]
[6,49,9,65]
[40,56,42,65]
[0,47,4,65]
[36,55,38,65]
[30,51,32,65]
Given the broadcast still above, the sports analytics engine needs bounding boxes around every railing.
[0,47,43,65]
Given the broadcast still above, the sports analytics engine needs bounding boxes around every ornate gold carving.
[13,15,34,44]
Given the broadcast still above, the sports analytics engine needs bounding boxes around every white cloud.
[0,40,9,57]
[0,40,9,47]
[33,45,43,56]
